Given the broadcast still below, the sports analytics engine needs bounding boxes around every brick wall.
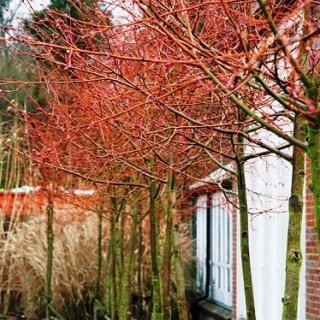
[305,176,320,319]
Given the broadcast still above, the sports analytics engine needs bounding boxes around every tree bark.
[94,204,103,319]
[167,167,189,320]
[45,192,54,320]
[162,182,172,320]
[149,177,164,320]
[282,115,306,319]
[119,196,139,320]
[107,202,117,320]
[172,222,189,320]
[236,129,256,320]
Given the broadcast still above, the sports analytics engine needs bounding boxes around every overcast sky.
[9,0,51,18]
[0,0,50,29]
[4,0,127,29]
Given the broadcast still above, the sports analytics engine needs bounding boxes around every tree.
[0,0,319,319]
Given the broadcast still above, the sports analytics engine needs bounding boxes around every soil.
[0,315,36,320]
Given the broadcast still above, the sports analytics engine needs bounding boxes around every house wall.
[240,154,292,320]
[0,191,43,216]
[193,156,320,320]
[305,166,320,319]
[191,153,320,320]
[233,156,320,320]
[232,103,311,319]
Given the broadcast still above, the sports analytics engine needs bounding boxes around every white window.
[195,192,232,308]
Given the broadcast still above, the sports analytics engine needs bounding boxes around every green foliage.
[0,43,40,189]
[0,0,11,22]
[48,0,96,17]
[0,50,41,116]
[24,0,110,45]
[24,0,94,48]
[0,0,41,115]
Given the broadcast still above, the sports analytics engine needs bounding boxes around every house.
[188,0,320,317]
[189,154,320,319]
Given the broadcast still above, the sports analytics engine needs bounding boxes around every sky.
[6,0,125,25]
[7,0,51,21]
[0,0,50,32]
[2,0,129,38]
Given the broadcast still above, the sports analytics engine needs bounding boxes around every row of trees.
[0,0,319,319]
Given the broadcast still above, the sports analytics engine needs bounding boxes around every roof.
[189,163,234,190]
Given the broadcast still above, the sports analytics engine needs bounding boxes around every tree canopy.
[0,0,319,318]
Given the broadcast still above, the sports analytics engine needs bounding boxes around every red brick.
[305,176,320,320]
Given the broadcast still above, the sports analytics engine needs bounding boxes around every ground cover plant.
[0,189,194,319]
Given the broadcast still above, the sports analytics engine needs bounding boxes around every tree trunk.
[236,130,256,320]
[111,194,126,319]
[119,196,139,320]
[45,192,54,320]
[94,206,103,319]
[149,178,163,320]
[172,222,189,320]
[162,171,173,320]
[282,115,306,318]
[307,68,320,255]
[169,171,189,320]
[137,212,144,319]
[308,123,320,254]
[107,204,118,320]
[104,238,113,318]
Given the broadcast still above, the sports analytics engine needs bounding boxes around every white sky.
[6,0,51,22]
[2,0,130,37]
[0,0,50,32]
[6,0,125,25]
